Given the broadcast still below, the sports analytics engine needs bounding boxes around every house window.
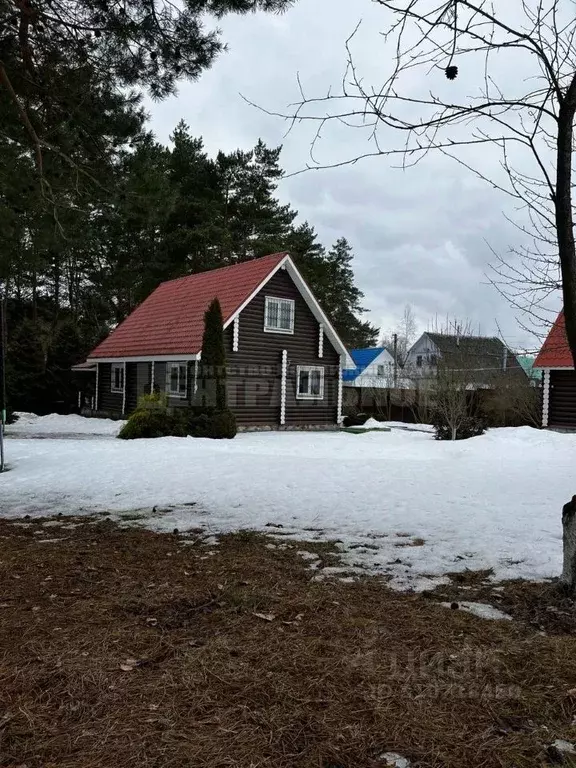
[111,364,124,393]
[429,354,438,366]
[264,296,295,334]
[416,355,423,368]
[297,366,324,399]
[167,362,188,398]
[377,365,386,377]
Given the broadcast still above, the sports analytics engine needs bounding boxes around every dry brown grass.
[0,518,576,767]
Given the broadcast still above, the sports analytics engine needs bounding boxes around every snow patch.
[442,601,512,621]
[379,753,411,768]
[7,412,125,437]
[352,418,392,431]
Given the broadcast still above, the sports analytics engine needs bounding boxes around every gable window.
[429,354,438,366]
[167,362,188,398]
[264,296,295,334]
[111,364,124,393]
[416,355,423,368]
[377,365,386,377]
[297,366,324,399]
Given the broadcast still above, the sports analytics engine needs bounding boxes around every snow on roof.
[534,311,573,368]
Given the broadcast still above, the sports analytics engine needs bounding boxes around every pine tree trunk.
[561,496,576,592]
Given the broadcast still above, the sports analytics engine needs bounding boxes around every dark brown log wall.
[549,369,576,428]
[98,363,123,413]
[225,268,340,427]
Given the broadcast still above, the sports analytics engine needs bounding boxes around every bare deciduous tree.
[262,0,576,589]
[431,363,471,441]
[381,303,417,366]
[264,0,575,359]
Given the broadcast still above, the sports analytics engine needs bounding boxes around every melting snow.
[441,601,512,621]
[1,417,574,590]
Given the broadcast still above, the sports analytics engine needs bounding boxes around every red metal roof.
[89,253,288,359]
[534,311,574,368]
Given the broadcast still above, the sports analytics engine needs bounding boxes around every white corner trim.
[337,356,344,423]
[95,363,99,410]
[193,358,199,394]
[121,361,127,415]
[318,323,324,358]
[280,349,288,425]
[542,367,550,427]
[150,361,155,393]
[233,316,239,352]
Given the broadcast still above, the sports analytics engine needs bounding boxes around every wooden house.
[80,253,352,429]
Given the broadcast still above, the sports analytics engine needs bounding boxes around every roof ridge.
[159,252,288,287]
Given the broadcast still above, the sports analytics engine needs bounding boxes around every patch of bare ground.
[0,519,576,767]
[427,570,576,637]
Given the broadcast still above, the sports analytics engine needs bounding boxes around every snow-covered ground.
[8,412,125,437]
[1,416,574,590]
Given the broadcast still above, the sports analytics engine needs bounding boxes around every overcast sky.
[148,0,555,352]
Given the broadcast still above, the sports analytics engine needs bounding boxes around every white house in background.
[342,347,396,390]
[404,332,526,389]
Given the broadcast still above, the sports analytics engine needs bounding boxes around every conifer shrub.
[194,297,237,439]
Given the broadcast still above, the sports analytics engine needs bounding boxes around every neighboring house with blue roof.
[342,347,396,389]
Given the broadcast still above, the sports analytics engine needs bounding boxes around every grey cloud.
[148,0,544,351]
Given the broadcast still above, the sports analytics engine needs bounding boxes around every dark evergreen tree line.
[3,121,378,414]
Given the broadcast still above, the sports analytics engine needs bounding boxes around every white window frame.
[296,365,324,400]
[110,363,125,393]
[264,296,295,334]
[166,361,188,398]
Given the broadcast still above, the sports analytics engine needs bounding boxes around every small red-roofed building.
[79,253,352,429]
[535,311,576,429]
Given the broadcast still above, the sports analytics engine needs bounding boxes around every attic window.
[264,296,294,334]
[416,355,423,368]
[111,364,124,393]
[429,354,438,366]
[167,362,188,398]
[377,365,386,377]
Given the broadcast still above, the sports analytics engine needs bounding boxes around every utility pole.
[393,332,398,389]
[0,287,6,472]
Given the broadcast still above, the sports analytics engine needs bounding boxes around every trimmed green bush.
[207,409,237,439]
[137,391,169,410]
[118,392,187,440]
[188,408,237,439]
[342,412,368,428]
[187,410,213,438]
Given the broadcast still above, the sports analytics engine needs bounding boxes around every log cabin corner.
[535,311,576,430]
